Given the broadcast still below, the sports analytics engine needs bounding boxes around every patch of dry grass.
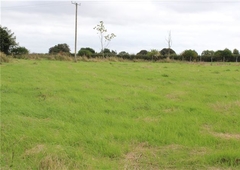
[202,125,240,140]
[210,101,240,114]
[165,91,186,101]
[39,155,68,170]
[24,144,45,156]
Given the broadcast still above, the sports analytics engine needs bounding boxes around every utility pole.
[71,1,80,62]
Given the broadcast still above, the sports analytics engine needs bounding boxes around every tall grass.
[0,52,10,63]
[1,60,240,169]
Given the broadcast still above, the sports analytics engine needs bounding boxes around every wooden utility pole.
[71,2,80,62]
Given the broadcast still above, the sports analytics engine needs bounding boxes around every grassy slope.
[1,60,240,169]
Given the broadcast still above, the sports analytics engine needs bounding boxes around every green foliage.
[201,50,215,62]
[233,49,239,56]
[77,47,95,57]
[118,51,129,56]
[222,48,233,61]
[137,50,148,55]
[85,47,95,54]
[201,50,215,56]
[233,49,239,62]
[49,43,70,54]
[10,46,29,55]
[181,49,198,61]
[214,49,233,62]
[1,60,240,169]
[103,48,111,54]
[147,49,160,61]
[0,25,18,54]
[214,50,223,59]
[160,48,176,57]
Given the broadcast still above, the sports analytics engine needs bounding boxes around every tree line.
[47,45,239,62]
[1,25,239,62]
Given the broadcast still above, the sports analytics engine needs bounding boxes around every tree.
[181,49,198,62]
[0,25,18,55]
[111,50,117,55]
[214,50,223,62]
[201,50,214,62]
[118,51,129,59]
[85,47,95,54]
[101,48,117,56]
[10,46,29,55]
[49,43,70,54]
[222,48,232,62]
[103,48,111,54]
[137,50,148,55]
[93,21,116,58]
[233,49,239,62]
[165,31,172,60]
[147,49,160,61]
[118,51,129,56]
[160,48,176,58]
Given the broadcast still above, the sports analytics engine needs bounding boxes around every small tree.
[233,49,239,62]
[0,26,18,55]
[93,21,116,58]
[165,31,172,60]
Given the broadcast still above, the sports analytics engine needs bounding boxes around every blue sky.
[1,0,240,54]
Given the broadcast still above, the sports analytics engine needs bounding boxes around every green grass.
[1,59,240,169]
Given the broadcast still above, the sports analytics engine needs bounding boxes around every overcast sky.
[1,0,240,54]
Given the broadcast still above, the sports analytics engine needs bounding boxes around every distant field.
[1,59,240,169]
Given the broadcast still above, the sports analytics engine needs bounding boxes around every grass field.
[1,59,240,169]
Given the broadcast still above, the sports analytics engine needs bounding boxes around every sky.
[1,0,240,55]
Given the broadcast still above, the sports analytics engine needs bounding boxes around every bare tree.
[165,31,172,60]
[93,21,116,58]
